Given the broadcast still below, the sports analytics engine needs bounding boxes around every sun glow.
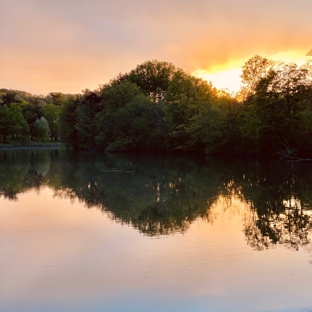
[270,50,309,66]
[192,59,245,94]
[193,50,310,95]
[193,67,242,95]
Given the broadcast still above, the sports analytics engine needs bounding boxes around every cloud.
[1,0,311,94]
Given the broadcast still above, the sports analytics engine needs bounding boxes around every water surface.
[1,150,312,312]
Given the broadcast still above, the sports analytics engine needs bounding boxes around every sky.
[0,0,311,95]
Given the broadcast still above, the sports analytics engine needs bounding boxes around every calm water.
[1,150,312,312]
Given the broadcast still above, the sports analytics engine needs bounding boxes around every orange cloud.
[1,0,311,94]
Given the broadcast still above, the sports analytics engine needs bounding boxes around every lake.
[1,149,312,312]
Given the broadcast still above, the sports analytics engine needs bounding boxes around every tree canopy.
[1,57,312,158]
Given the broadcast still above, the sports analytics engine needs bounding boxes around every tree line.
[0,89,74,143]
[1,54,312,157]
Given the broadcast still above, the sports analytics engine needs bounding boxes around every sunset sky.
[0,0,311,95]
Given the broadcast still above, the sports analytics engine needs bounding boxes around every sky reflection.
[1,186,312,312]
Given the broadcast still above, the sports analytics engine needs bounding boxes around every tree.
[58,96,79,148]
[0,105,13,142]
[240,55,275,100]
[188,94,242,154]
[9,103,29,140]
[95,81,143,149]
[100,80,142,113]
[49,92,65,106]
[240,62,312,156]
[21,103,42,140]
[75,91,102,149]
[104,94,165,152]
[0,103,29,142]
[127,60,176,102]
[41,104,61,141]
[33,117,50,141]
[164,70,215,151]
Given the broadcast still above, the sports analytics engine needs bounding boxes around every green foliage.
[0,89,78,144]
[58,96,79,148]
[0,105,12,142]
[9,103,29,140]
[41,104,61,141]
[0,104,29,142]
[33,117,50,141]
[127,60,176,102]
[100,80,142,113]
[186,92,242,154]
[95,81,155,150]
[75,91,102,149]
[1,58,311,157]
[106,94,166,152]
[241,62,312,156]
[49,92,65,106]
[164,71,216,151]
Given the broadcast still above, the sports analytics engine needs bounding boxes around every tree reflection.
[49,153,227,236]
[0,150,55,199]
[244,205,312,251]
[238,162,312,251]
[1,150,312,253]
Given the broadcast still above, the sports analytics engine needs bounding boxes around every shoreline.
[0,143,60,149]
